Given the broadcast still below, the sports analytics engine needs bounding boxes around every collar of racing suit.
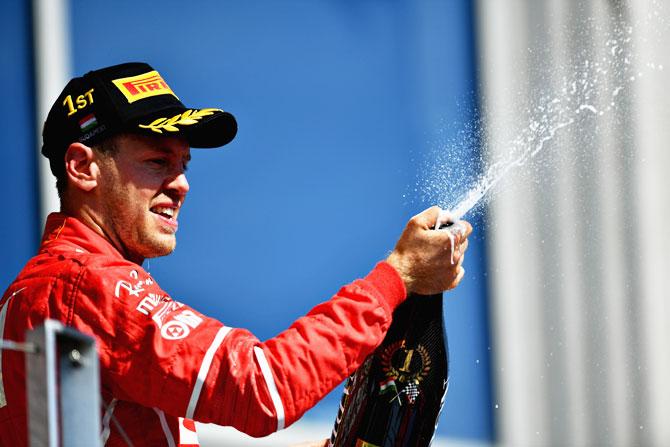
[40,212,125,259]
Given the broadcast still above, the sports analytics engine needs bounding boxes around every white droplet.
[579,104,598,114]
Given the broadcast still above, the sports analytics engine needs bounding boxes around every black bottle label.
[329,293,449,447]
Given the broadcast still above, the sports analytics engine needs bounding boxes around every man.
[0,62,471,446]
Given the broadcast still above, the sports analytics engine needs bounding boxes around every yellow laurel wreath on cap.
[138,108,221,133]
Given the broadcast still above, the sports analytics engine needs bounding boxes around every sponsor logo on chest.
[114,270,202,340]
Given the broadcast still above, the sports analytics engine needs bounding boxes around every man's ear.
[64,143,100,192]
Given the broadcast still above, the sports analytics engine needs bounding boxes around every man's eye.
[148,159,167,166]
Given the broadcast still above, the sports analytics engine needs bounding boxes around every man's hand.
[386,206,472,296]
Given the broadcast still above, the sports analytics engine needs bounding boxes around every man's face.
[95,133,191,263]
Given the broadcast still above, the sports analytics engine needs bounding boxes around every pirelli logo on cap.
[112,70,178,103]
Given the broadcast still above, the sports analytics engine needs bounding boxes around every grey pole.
[26,319,102,447]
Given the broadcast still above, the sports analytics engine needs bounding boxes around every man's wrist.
[385,252,413,295]
[366,260,407,310]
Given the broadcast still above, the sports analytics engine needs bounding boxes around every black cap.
[41,62,237,176]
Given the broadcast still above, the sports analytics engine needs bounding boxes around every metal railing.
[1,320,101,447]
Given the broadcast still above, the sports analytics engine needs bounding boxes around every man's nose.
[165,172,190,197]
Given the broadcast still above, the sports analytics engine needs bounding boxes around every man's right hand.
[386,206,472,296]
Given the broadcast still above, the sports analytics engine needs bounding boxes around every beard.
[98,173,177,263]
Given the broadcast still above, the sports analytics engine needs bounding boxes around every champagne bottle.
[328,293,449,447]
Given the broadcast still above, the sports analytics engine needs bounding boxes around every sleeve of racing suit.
[73,260,406,437]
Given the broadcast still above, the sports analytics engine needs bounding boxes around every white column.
[629,2,670,445]
[32,0,72,224]
[477,1,551,445]
[476,0,669,445]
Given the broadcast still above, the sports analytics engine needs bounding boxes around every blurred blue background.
[1,0,493,443]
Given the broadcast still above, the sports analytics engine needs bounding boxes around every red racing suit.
[0,213,406,446]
